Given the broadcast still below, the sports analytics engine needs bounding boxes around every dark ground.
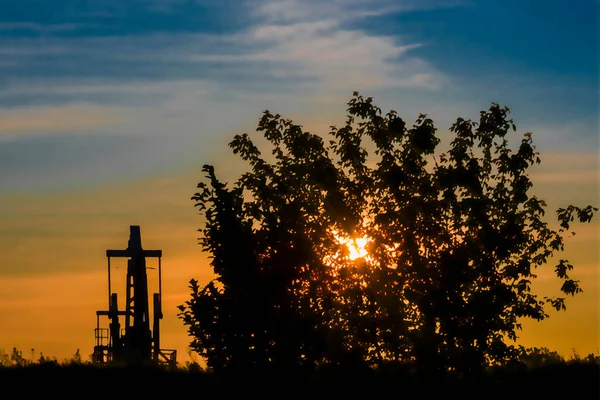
[1,362,598,399]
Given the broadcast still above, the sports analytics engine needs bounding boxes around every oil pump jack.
[92,225,177,366]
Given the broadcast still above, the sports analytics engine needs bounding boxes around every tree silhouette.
[179,92,596,375]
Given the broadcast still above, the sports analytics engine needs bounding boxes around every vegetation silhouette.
[178,92,597,378]
[0,346,597,397]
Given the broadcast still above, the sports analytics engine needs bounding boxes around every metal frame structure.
[92,225,177,366]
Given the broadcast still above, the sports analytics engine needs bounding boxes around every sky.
[0,0,598,363]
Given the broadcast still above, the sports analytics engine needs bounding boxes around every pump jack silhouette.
[92,225,176,366]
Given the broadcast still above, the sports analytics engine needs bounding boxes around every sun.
[346,237,368,260]
[335,235,369,261]
[327,229,371,263]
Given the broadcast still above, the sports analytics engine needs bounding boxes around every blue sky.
[0,0,597,193]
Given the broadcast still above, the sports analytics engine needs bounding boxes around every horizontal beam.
[106,249,162,258]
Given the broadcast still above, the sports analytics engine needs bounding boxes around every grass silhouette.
[1,347,597,398]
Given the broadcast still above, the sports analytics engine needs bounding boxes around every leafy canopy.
[178,92,596,374]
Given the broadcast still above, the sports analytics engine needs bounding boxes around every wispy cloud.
[0,0,451,149]
[0,104,125,139]
[0,0,448,101]
[191,18,440,90]
[519,118,599,151]
[236,0,447,90]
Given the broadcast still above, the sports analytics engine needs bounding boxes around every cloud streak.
[0,0,447,101]
[0,104,125,139]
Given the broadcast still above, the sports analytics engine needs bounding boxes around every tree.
[178,92,596,375]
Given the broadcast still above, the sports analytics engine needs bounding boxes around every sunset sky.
[0,0,598,363]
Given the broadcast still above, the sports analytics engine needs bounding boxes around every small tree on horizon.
[178,92,596,375]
